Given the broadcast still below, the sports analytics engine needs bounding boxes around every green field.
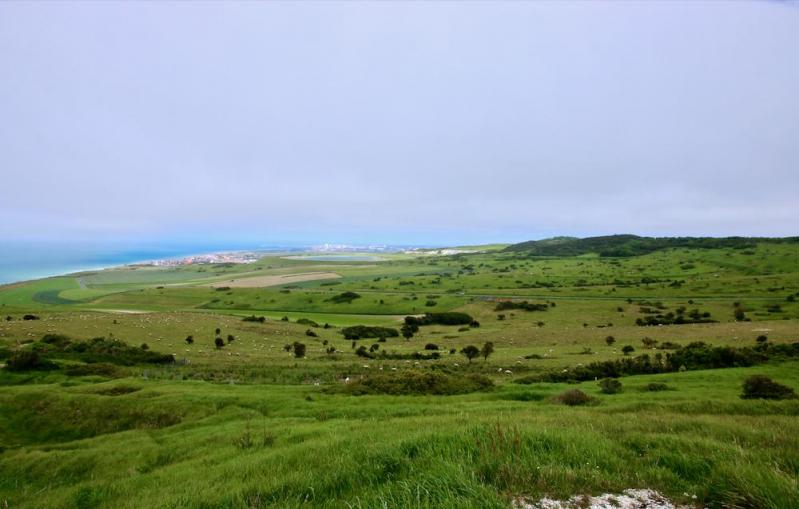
[1,238,799,508]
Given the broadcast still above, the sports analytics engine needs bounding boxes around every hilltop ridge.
[505,234,799,257]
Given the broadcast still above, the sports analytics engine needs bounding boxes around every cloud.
[1,1,797,244]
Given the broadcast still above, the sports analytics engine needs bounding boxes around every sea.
[0,241,298,285]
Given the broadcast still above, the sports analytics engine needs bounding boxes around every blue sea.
[0,241,296,285]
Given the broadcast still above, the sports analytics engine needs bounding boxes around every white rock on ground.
[514,489,696,509]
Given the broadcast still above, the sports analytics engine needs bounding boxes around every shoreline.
[0,247,279,287]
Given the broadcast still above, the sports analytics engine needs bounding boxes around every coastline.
[0,245,288,286]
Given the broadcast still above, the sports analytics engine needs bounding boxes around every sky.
[1,0,798,247]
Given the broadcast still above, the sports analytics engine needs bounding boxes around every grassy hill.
[505,234,799,257]
[1,242,798,508]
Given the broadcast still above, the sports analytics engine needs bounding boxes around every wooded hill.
[504,234,799,257]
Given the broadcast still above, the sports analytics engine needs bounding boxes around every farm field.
[1,237,799,508]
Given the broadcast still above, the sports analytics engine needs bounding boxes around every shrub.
[242,315,266,323]
[605,335,616,346]
[494,300,548,312]
[355,346,373,358]
[292,342,306,358]
[598,378,622,394]
[41,334,72,348]
[341,325,399,340]
[756,335,768,343]
[645,382,670,392]
[305,329,318,338]
[296,318,320,327]
[405,312,474,327]
[64,363,120,377]
[185,335,194,345]
[555,389,593,406]
[520,342,785,384]
[336,370,493,396]
[327,291,361,304]
[622,345,635,355]
[39,336,175,365]
[741,375,797,400]
[5,350,57,371]
[227,334,235,343]
[424,343,439,350]
[215,337,225,349]
[140,343,149,351]
[23,314,40,321]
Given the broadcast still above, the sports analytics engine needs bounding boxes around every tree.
[641,337,657,349]
[605,335,616,346]
[292,341,306,358]
[215,337,225,349]
[401,324,415,340]
[621,345,635,355]
[480,341,495,361]
[460,345,480,363]
[185,335,194,345]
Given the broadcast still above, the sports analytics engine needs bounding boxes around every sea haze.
[0,241,293,285]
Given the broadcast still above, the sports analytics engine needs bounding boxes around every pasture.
[1,240,798,508]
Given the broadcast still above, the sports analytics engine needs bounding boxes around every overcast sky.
[1,1,797,246]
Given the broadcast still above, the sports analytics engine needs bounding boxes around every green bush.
[341,325,399,340]
[555,389,593,406]
[64,363,120,377]
[645,382,670,392]
[5,350,57,371]
[494,301,548,312]
[741,375,797,400]
[327,291,361,304]
[518,342,781,384]
[404,312,474,327]
[242,315,266,323]
[598,378,622,394]
[337,370,493,396]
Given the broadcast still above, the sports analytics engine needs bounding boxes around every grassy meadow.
[1,240,799,508]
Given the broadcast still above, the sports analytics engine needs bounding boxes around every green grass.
[1,243,799,507]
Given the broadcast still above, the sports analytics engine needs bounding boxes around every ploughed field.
[1,241,798,508]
